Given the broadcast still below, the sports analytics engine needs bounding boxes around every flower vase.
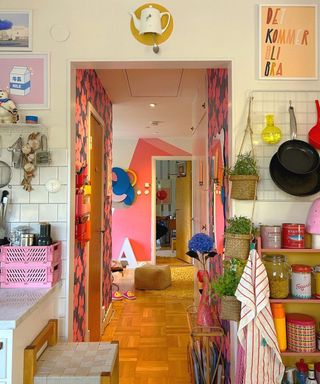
[197,270,216,327]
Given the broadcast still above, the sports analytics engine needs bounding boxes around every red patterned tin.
[282,223,305,249]
[287,313,316,353]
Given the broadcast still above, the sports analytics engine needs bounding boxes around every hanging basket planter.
[224,232,251,260]
[229,175,259,200]
[220,295,241,322]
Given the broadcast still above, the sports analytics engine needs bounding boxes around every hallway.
[102,268,195,383]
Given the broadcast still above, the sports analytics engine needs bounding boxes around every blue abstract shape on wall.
[112,167,135,206]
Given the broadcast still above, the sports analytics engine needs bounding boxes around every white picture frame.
[259,4,318,80]
[0,10,32,51]
[0,53,49,109]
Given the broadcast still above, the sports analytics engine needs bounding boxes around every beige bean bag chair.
[134,264,172,290]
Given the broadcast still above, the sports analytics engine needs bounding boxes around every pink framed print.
[0,53,49,109]
[259,5,318,79]
[0,10,32,51]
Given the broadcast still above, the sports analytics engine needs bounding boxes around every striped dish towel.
[235,249,284,384]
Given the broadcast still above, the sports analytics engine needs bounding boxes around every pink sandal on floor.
[122,291,136,300]
[112,291,123,301]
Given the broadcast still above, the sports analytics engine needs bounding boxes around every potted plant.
[224,215,254,260]
[227,151,259,200]
[186,233,219,327]
[212,258,245,322]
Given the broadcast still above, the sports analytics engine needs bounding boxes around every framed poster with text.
[259,5,317,79]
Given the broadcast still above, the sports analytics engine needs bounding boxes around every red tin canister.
[282,223,305,249]
[287,313,316,352]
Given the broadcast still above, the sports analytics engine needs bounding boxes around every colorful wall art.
[259,5,317,79]
[112,167,136,206]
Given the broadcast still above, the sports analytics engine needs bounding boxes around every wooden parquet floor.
[102,291,192,384]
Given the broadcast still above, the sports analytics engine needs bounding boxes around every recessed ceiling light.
[152,131,160,135]
[149,103,156,108]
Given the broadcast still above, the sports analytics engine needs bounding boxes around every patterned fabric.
[74,69,112,341]
[235,250,284,384]
[207,68,230,383]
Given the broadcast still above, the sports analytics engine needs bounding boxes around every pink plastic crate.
[0,242,61,265]
[0,262,61,288]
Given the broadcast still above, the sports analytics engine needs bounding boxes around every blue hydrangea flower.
[188,233,214,254]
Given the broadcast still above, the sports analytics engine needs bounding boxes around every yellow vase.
[261,114,282,144]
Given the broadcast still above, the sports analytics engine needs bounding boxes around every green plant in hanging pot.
[227,151,259,200]
[211,258,245,322]
[224,215,255,260]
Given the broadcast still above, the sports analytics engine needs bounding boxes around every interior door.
[88,114,103,341]
[176,161,192,263]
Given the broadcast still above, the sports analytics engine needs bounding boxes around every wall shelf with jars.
[257,237,320,368]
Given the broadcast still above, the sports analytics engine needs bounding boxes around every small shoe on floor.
[112,291,123,301]
[122,291,136,300]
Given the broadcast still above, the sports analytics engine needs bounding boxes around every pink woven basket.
[0,261,61,288]
[0,242,61,265]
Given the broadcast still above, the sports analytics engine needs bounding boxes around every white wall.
[1,0,319,341]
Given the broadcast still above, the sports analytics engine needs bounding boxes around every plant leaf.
[186,250,199,259]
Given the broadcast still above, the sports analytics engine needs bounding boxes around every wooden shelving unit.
[257,237,320,366]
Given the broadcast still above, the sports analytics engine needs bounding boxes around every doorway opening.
[154,158,193,266]
[71,60,231,345]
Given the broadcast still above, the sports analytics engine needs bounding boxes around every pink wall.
[112,138,190,262]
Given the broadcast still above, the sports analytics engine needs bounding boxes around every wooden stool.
[134,264,171,290]
[24,320,119,384]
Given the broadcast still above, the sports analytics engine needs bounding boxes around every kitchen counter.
[0,283,60,330]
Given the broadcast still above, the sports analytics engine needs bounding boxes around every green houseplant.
[212,258,245,321]
[227,151,259,200]
[224,215,254,260]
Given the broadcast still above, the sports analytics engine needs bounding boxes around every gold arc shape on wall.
[130,3,173,46]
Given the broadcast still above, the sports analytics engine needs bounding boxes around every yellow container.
[271,303,287,352]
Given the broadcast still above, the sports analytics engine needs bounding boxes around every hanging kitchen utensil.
[308,100,320,149]
[7,136,23,169]
[0,161,12,188]
[35,134,51,166]
[269,154,320,196]
[276,102,319,175]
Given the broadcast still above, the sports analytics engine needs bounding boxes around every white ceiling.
[96,68,206,139]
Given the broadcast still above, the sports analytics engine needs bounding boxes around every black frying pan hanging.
[269,154,320,196]
[276,103,320,175]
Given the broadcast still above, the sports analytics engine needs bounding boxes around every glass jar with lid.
[263,254,290,299]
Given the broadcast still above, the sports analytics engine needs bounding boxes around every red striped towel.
[235,249,284,384]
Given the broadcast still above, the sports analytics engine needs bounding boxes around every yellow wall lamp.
[130,3,173,54]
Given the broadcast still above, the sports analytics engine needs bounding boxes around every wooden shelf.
[261,248,320,253]
[270,297,320,304]
[0,123,47,135]
[281,351,320,357]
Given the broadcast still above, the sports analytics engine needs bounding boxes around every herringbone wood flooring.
[102,288,193,383]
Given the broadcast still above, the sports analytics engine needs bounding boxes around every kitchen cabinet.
[257,237,320,366]
[0,285,59,384]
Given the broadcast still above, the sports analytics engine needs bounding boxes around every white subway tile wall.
[250,91,320,202]
[0,132,69,339]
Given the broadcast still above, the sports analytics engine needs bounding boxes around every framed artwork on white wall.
[0,53,49,109]
[0,10,32,51]
[259,5,317,79]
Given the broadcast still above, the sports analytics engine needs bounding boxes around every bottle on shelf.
[271,303,287,352]
[306,363,317,383]
[37,222,52,246]
[296,359,308,384]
